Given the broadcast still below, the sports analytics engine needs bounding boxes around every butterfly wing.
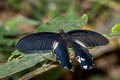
[70,41,94,70]
[53,38,73,71]
[16,32,73,71]
[67,30,109,47]
[16,32,60,53]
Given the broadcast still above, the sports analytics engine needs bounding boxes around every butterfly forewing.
[16,32,60,53]
[67,30,109,47]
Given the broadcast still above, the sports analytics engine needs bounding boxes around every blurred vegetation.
[0,0,120,80]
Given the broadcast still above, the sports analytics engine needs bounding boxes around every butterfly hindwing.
[53,38,73,71]
[16,32,60,53]
[67,30,109,47]
[70,41,94,70]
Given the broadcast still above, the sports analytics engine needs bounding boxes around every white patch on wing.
[64,67,68,69]
[70,67,74,72]
[83,65,88,69]
[81,57,85,61]
[75,40,86,47]
[92,57,94,60]
[52,41,59,51]
[78,58,81,63]
[89,66,93,69]
[69,60,72,63]
[64,67,74,71]
[58,60,61,63]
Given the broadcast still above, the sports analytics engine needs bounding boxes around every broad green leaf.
[112,24,120,33]
[0,51,55,78]
[36,14,88,33]
[4,18,39,31]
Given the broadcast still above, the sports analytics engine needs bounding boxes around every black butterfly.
[16,29,109,71]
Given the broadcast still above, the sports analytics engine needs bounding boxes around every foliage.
[112,24,120,33]
[0,17,39,63]
[5,18,39,31]
[0,50,55,78]
[0,17,40,79]
[7,0,21,11]
[106,24,120,38]
[6,0,114,23]
[36,14,88,33]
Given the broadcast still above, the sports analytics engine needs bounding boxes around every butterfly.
[16,29,109,71]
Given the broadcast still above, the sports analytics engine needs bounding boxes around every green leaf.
[0,51,54,78]
[35,13,88,33]
[4,18,39,31]
[105,33,120,38]
[112,24,120,33]
[105,24,120,38]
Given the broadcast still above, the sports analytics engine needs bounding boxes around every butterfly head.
[59,29,64,33]
[59,29,66,36]
[59,29,67,40]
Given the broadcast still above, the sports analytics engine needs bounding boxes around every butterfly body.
[16,29,109,71]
